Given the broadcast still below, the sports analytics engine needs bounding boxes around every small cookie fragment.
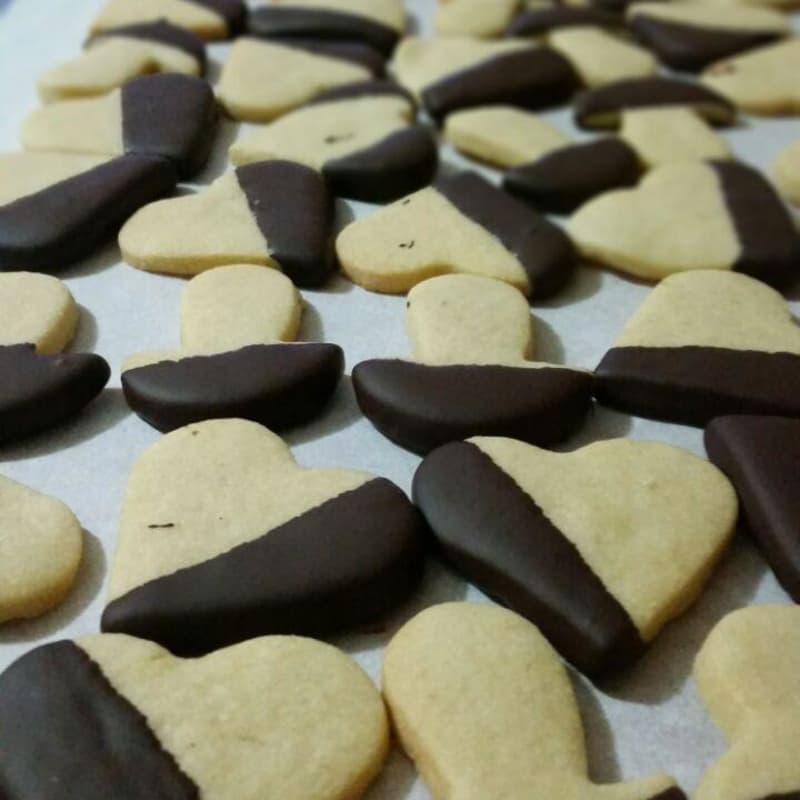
[23,73,218,178]
[352,275,592,453]
[101,419,427,654]
[435,0,520,38]
[119,160,334,286]
[774,139,800,205]
[595,271,800,425]
[0,633,388,799]
[413,437,736,676]
[0,476,83,624]
[694,606,800,800]
[336,171,576,298]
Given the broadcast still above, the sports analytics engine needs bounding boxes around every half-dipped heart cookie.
[0,633,388,799]
[0,152,176,271]
[595,271,800,425]
[230,82,437,203]
[336,171,576,298]
[101,419,427,653]
[353,274,592,453]
[122,265,344,431]
[774,139,800,206]
[413,436,737,676]
[22,73,218,178]
[384,603,686,799]
[568,160,800,287]
[119,160,334,286]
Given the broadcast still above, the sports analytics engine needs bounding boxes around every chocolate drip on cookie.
[0,641,198,799]
[91,20,207,69]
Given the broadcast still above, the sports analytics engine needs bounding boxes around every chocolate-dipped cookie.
[122,265,344,432]
[504,137,640,213]
[569,160,800,286]
[0,634,388,799]
[413,436,737,676]
[336,171,576,298]
[23,73,218,178]
[119,160,334,286]
[353,275,591,454]
[595,271,800,425]
[507,6,623,37]
[435,0,520,38]
[230,82,437,203]
[101,419,427,653]
[393,36,579,120]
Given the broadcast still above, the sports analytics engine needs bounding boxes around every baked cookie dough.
[774,139,800,205]
[434,0,520,38]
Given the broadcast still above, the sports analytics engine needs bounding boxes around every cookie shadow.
[192,115,241,185]
[363,749,420,800]
[71,304,98,352]
[560,404,634,449]
[571,672,622,783]
[64,240,122,279]
[283,374,363,446]
[0,529,107,643]
[538,262,604,308]
[299,299,325,342]
[533,315,565,364]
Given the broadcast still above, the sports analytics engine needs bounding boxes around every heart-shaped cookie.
[694,605,800,800]
[384,603,686,800]
[102,418,427,654]
[122,265,344,431]
[413,436,737,676]
[569,161,800,287]
[595,271,800,425]
[0,632,388,799]
[353,274,592,453]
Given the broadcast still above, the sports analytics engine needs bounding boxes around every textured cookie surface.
[568,160,800,286]
[434,0,520,38]
[595,270,800,425]
[774,139,800,205]
[694,605,800,800]
[101,419,425,653]
[384,603,685,799]
[0,633,388,799]
[413,437,736,676]
[0,476,83,624]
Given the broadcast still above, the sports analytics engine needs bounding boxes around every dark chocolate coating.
[247,6,399,57]
[274,37,385,75]
[507,7,623,37]
[594,346,800,426]
[102,479,427,655]
[0,641,198,800]
[759,794,800,799]
[413,441,645,677]
[121,73,219,178]
[0,154,176,272]
[323,125,438,203]
[504,138,640,214]
[190,0,246,36]
[309,79,415,110]
[436,171,577,299]
[574,77,736,129]
[705,415,800,602]
[235,161,334,287]
[650,791,689,800]
[713,160,800,289]
[630,14,781,72]
[0,344,110,444]
[121,343,344,433]
[421,47,579,121]
[352,360,592,454]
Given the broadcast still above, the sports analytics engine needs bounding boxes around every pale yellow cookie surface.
[91,0,228,39]
[774,139,800,205]
[627,2,790,33]
[434,0,520,38]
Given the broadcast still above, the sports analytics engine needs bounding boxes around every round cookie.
[773,139,800,205]
[434,0,521,38]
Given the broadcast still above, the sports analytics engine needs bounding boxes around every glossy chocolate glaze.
[91,19,206,70]
[507,6,622,37]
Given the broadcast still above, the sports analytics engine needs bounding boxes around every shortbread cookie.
[694,605,800,800]
[384,603,686,799]
[90,0,245,40]
[23,74,217,178]
[393,37,578,120]
[628,4,788,71]
[443,106,569,168]
[435,0,520,38]
[101,419,426,653]
[216,38,381,121]
[504,138,640,213]
[774,139,800,205]
[620,107,731,168]
[508,6,623,36]
[702,38,800,114]
[574,77,736,128]
[0,633,388,799]
[705,416,800,602]
[119,161,333,286]
[0,152,176,271]
[38,22,205,102]
[413,437,736,675]
[0,476,83,624]
[336,172,576,298]
[230,83,437,202]
[595,271,800,425]
[568,160,800,286]
[122,266,344,431]
[352,275,591,453]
